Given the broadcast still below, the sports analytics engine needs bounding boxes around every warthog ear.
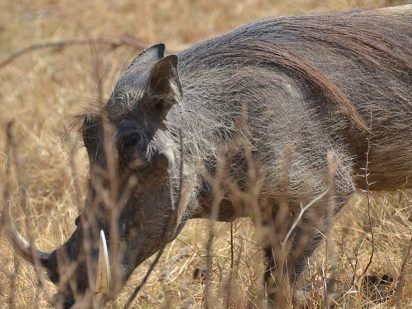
[128,43,165,70]
[146,54,182,122]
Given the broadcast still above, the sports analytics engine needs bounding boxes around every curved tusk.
[95,230,111,294]
[2,198,50,265]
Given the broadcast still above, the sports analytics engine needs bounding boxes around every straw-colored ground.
[0,0,411,308]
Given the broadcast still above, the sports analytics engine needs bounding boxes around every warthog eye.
[117,130,148,168]
[123,132,141,148]
[116,119,148,153]
[119,131,146,152]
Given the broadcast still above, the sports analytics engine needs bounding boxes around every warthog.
[3,4,412,308]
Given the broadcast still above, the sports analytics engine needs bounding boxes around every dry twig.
[360,113,375,280]
[0,35,146,70]
[387,235,412,307]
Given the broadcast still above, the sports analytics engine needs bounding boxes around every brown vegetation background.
[0,0,410,308]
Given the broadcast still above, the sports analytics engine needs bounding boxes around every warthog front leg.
[262,189,353,306]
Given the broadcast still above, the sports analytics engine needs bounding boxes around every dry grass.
[0,0,411,308]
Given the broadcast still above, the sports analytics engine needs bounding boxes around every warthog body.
[4,5,412,308]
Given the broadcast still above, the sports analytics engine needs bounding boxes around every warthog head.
[3,43,184,308]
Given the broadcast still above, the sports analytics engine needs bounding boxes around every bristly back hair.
[179,5,411,133]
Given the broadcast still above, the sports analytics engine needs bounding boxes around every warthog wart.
[3,4,412,308]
